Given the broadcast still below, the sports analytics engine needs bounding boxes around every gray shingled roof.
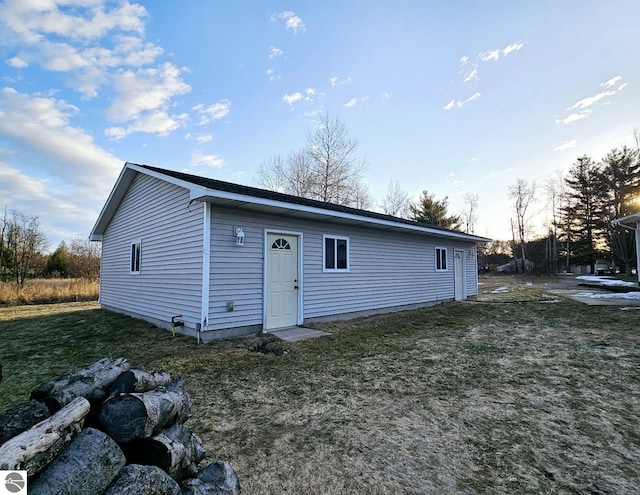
[139,164,486,240]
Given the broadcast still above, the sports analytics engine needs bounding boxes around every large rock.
[29,427,126,495]
[104,464,181,495]
[182,461,241,495]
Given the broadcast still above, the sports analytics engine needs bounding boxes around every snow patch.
[575,291,640,300]
[576,275,637,287]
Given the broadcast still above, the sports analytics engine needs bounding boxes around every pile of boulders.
[0,358,240,494]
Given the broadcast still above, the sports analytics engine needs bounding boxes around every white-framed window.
[323,235,349,272]
[130,240,141,274]
[435,247,447,271]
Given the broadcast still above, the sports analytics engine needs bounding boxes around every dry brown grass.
[0,278,99,305]
[1,282,639,494]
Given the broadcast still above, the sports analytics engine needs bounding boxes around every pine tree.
[562,156,608,272]
[600,146,640,275]
[409,191,461,230]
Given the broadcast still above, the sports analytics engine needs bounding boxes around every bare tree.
[256,113,367,207]
[2,209,49,285]
[69,238,101,280]
[380,180,410,218]
[256,154,287,192]
[544,169,567,273]
[461,193,479,234]
[508,179,536,273]
[351,181,374,210]
[306,113,367,205]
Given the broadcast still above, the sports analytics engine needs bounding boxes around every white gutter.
[190,188,490,243]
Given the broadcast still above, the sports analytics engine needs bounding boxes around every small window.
[324,235,349,272]
[271,238,291,250]
[130,240,141,274]
[436,247,447,271]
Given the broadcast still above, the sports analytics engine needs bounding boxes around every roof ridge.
[133,163,488,241]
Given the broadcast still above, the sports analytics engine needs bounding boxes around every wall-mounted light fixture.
[234,227,245,246]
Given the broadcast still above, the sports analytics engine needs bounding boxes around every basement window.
[435,247,447,271]
[130,240,141,274]
[324,235,349,272]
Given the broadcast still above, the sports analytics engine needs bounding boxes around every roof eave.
[615,212,640,230]
[191,190,491,243]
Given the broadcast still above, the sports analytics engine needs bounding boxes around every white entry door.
[266,233,299,329]
[454,249,465,301]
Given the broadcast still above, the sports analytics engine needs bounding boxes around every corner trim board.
[201,202,211,337]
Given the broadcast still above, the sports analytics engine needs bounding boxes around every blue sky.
[1,0,639,250]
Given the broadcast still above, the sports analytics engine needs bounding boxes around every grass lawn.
[1,285,639,494]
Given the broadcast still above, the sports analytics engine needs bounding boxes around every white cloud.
[331,76,352,87]
[265,69,280,82]
[469,157,479,162]
[0,0,148,42]
[0,160,95,243]
[601,76,622,89]
[569,90,616,110]
[7,56,28,68]
[556,76,624,125]
[555,110,591,124]
[0,161,50,201]
[283,92,302,105]
[104,126,127,139]
[553,139,577,151]
[104,62,191,137]
[444,99,461,110]
[191,152,225,168]
[444,92,480,110]
[272,11,305,34]
[463,65,478,82]
[459,55,469,63]
[196,133,213,143]
[268,46,284,59]
[282,88,317,106]
[478,41,523,62]
[0,87,121,187]
[479,48,500,62]
[503,41,524,56]
[618,82,628,91]
[0,1,166,99]
[192,99,231,125]
[344,98,357,108]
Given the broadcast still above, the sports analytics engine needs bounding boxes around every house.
[615,212,640,284]
[90,163,491,342]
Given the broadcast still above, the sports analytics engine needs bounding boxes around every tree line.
[0,208,100,285]
[257,114,639,276]
[256,113,467,230]
[501,140,639,275]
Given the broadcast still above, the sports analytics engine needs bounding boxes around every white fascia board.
[126,163,204,193]
[615,212,640,230]
[89,164,137,240]
[91,163,208,240]
[191,188,490,243]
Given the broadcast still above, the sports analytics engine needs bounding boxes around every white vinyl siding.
[100,174,204,328]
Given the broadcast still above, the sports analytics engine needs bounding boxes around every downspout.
[200,202,212,343]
